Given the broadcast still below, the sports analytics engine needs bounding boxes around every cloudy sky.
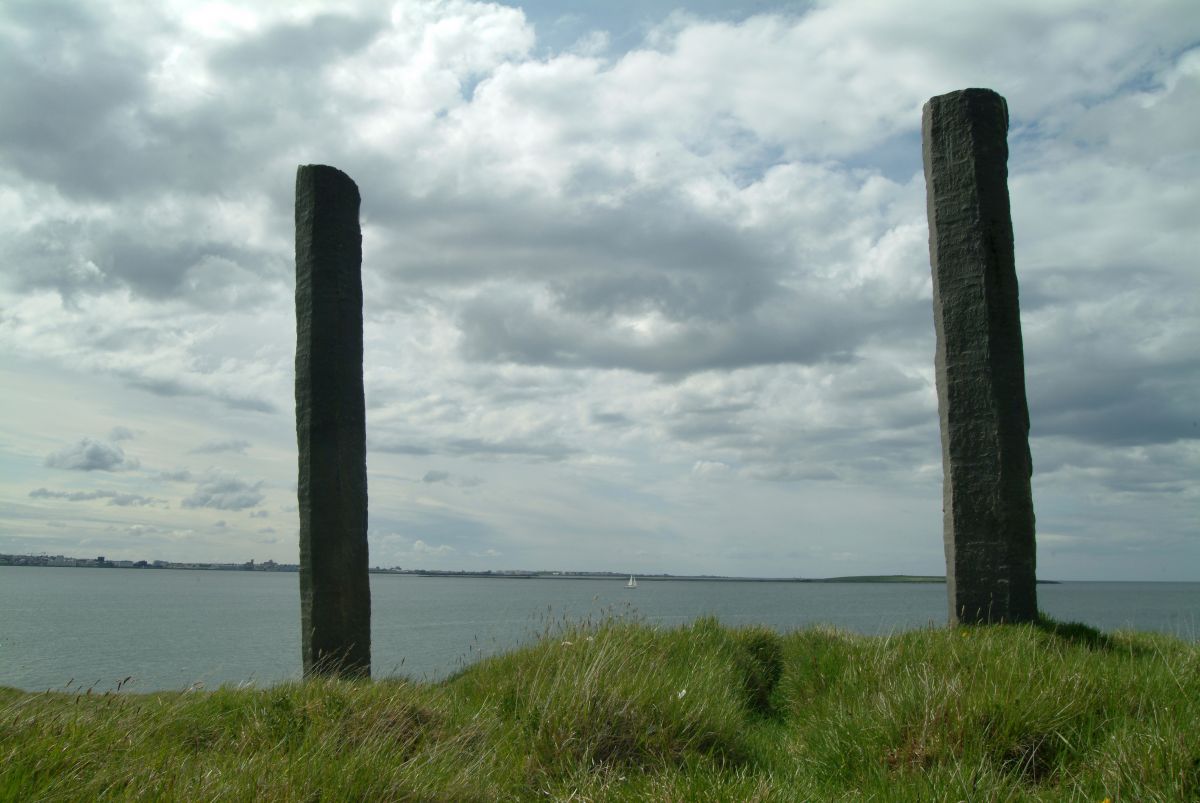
[1,0,1196,580]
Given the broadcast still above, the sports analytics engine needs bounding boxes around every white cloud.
[412,539,454,555]
[691,460,731,478]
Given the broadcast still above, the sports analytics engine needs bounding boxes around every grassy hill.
[2,615,1196,800]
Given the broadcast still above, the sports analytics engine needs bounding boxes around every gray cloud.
[375,186,780,293]
[108,426,136,441]
[108,493,163,507]
[1018,266,1199,452]
[368,440,433,456]
[421,469,484,488]
[0,1,154,199]
[192,439,252,454]
[211,12,382,77]
[373,436,575,462]
[29,487,164,507]
[95,235,264,301]
[590,410,633,427]
[45,438,139,471]
[158,469,193,482]
[181,474,265,511]
[0,209,277,305]
[369,175,924,378]
[444,436,576,462]
[744,465,840,483]
[1030,367,1198,448]
[456,292,866,375]
[30,487,113,502]
[120,372,277,414]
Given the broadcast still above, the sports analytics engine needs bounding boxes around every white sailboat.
[625,574,638,589]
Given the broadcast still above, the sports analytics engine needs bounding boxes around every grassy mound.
[2,616,1196,800]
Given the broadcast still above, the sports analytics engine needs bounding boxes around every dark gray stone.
[295,164,371,676]
[922,89,1038,625]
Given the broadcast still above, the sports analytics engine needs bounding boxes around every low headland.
[2,614,1194,800]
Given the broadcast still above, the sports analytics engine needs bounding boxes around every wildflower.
[677,688,687,699]
[561,640,573,646]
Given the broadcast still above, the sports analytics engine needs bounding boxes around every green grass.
[2,615,1197,801]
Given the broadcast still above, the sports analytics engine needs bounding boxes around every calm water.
[0,567,1196,692]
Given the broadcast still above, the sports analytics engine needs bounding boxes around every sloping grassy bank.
[2,616,1197,801]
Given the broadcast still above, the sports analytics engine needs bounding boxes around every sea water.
[0,566,1195,692]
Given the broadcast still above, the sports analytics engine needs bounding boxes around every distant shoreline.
[0,554,1067,583]
[399,571,955,583]
[398,572,1060,585]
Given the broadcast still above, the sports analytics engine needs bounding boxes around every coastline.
[0,555,1066,582]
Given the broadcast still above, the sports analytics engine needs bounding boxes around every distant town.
[1,552,302,573]
[0,552,957,582]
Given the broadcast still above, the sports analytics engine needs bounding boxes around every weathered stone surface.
[295,164,371,676]
[922,89,1038,625]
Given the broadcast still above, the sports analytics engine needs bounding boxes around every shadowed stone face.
[922,89,1038,625]
[295,164,371,676]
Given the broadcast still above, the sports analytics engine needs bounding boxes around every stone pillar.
[295,164,371,676]
[922,89,1038,625]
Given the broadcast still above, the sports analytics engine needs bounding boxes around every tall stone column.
[295,164,371,676]
[922,89,1038,625]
